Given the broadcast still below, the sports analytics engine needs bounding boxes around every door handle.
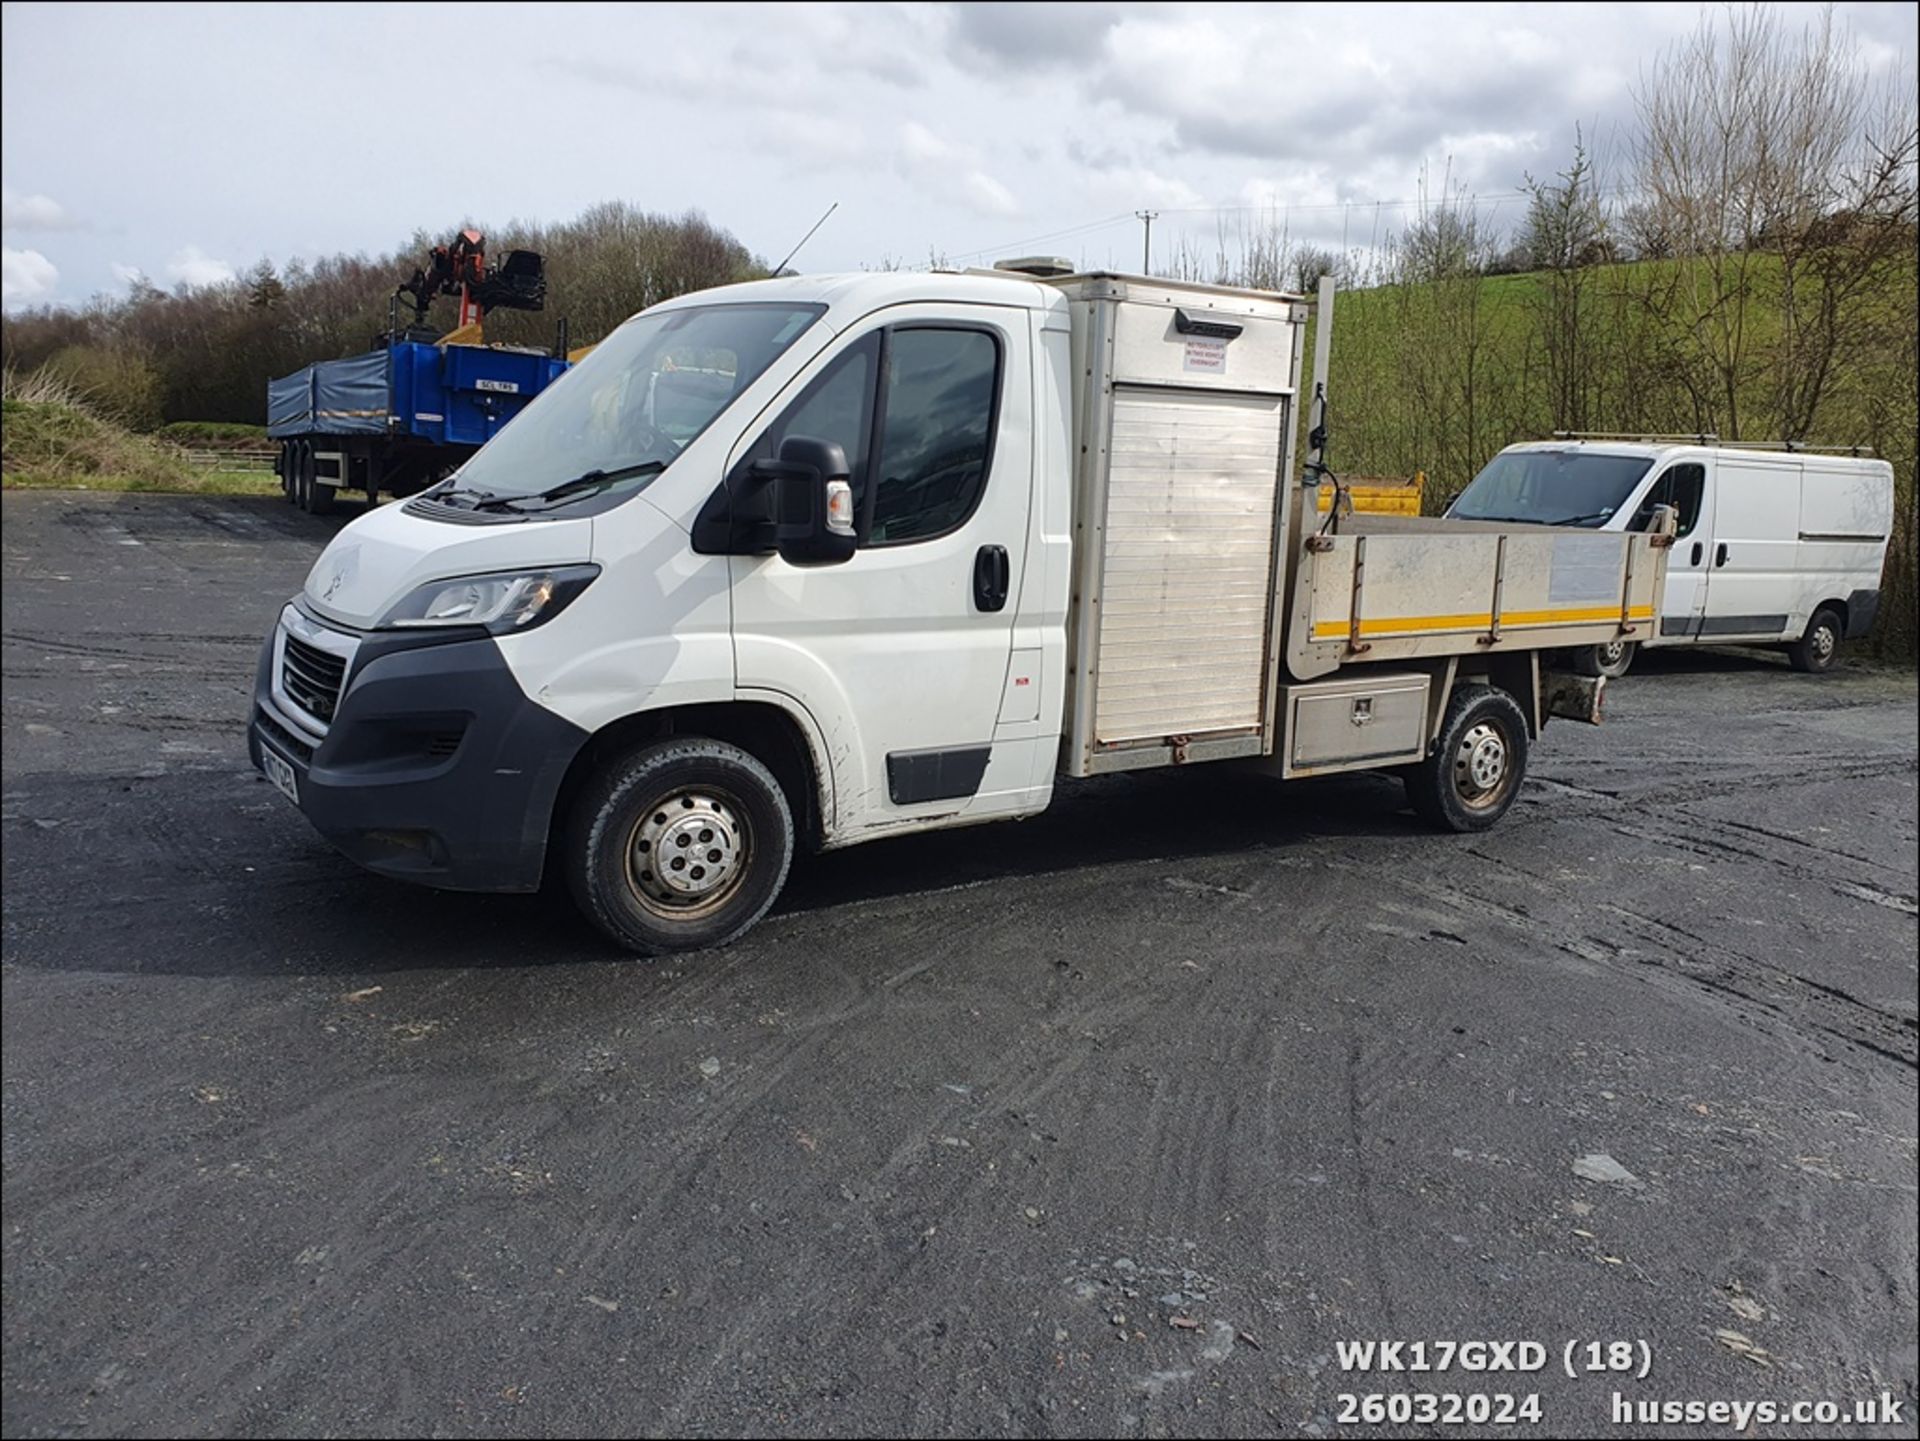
[973,544,1009,613]
[1715,542,1730,568]
[1690,540,1703,566]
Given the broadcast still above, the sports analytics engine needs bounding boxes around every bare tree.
[1630,3,1916,440]
[1290,246,1340,293]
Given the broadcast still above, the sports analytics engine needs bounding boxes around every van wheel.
[1787,607,1843,674]
[1571,639,1636,678]
[567,737,794,956]
[1405,684,1530,832]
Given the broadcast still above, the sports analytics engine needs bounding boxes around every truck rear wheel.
[1786,606,1843,674]
[1405,684,1529,832]
[566,737,795,956]
[300,445,336,516]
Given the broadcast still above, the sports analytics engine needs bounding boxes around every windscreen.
[452,302,823,501]
[1448,450,1655,527]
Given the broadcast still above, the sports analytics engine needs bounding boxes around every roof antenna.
[773,201,839,276]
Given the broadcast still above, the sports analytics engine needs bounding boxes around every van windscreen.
[1449,451,1655,528]
[449,302,824,505]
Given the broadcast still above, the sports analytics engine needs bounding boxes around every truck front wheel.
[566,737,795,956]
[1405,684,1530,832]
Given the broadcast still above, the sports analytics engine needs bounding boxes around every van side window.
[865,328,1001,546]
[1634,462,1705,538]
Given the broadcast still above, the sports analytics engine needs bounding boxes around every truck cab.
[254,272,1073,943]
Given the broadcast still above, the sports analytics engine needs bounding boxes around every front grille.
[256,706,314,762]
[282,633,346,722]
[425,731,464,758]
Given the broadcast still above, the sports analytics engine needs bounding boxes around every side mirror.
[760,435,855,567]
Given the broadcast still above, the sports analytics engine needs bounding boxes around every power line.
[943,211,1136,264]
[945,186,1640,266]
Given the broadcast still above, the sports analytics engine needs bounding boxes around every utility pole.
[1135,210,1158,275]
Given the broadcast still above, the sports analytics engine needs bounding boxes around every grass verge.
[2,469,283,497]
[2,389,281,497]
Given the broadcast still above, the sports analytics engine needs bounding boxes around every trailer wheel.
[1405,684,1530,832]
[566,737,795,956]
[283,441,301,504]
[1786,607,1843,674]
[300,446,336,516]
[1572,639,1636,679]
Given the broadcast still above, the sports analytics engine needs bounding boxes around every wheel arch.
[1457,651,1542,738]
[548,699,831,870]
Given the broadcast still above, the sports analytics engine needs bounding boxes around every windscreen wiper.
[474,461,668,512]
[1548,510,1614,527]
[432,484,502,507]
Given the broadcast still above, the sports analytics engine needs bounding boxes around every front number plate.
[262,746,299,806]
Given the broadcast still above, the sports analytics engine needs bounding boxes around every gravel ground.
[4,489,1915,1439]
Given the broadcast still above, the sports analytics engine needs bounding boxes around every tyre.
[279,441,295,501]
[566,737,795,956]
[1404,683,1530,832]
[1786,606,1843,674]
[1571,638,1636,679]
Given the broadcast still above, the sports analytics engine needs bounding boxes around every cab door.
[1631,460,1712,641]
[726,304,1036,842]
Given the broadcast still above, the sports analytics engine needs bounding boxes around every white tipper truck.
[250,264,1674,954]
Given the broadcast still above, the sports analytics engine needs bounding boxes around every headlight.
[377,565,600,633]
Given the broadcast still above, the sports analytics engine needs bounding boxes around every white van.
[1446,440,1893,676]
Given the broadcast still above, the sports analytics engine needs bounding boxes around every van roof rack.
[1546,431,1874,456]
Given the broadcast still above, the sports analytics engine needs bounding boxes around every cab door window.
[865,328,1001,546]
[1633,462,1705,538]
[739,334,878,487]
[705,323,1001,554]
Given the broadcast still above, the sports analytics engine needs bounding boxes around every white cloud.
[2,247,59,308]
[164,244,235,287]
[898,122,1021,219]
[1,188,77,231]
[110,261,147,288]
[1084,165,1204,212]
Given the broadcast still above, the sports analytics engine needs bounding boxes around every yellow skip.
[1313,604,1653,640]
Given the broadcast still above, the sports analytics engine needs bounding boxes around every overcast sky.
[3,1,1914,310]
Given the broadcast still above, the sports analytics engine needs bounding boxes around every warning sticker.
[1182,337,1228,374]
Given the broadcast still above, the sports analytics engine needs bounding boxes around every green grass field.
[154,420,272,447]
[2,399,279,496]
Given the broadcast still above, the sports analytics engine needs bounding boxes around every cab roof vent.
[993,255,1075,278]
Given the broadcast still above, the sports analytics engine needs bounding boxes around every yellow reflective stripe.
[1312,605,1653,640]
